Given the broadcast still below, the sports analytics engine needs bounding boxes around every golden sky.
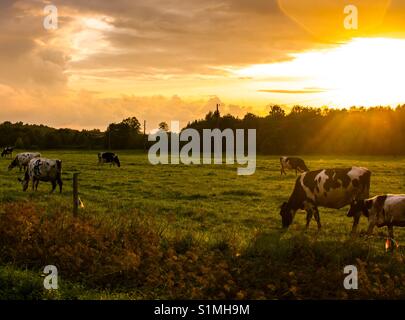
[1,0,405,130]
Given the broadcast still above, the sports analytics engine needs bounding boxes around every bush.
[1,203,405,299]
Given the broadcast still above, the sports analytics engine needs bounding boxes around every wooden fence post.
[143,120,147,153]
[73,172,80,217]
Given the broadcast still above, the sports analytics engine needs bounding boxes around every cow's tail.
[301,162,309,172]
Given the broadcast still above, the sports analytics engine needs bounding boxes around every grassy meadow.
[0,151,405,299]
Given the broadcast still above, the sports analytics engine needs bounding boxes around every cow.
[280,167,371,233]
[98,152,121,167]
[280,157,309,176]
[8,152,41,172]
[1,147,14,158]
[19,158,63,193]
[347,195,405,242]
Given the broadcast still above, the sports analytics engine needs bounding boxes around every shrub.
[2,203,405,299]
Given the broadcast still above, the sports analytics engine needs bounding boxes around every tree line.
[185,105,405,155]
[0,117,144,150]
[1,105,405,155]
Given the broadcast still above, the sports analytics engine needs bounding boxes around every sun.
[315,38,405,106]
[232,38,405,108]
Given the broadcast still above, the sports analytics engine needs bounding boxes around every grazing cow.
[280,167,371,233]
[280,157,309,175]
[19,158,63,193]
[347,195,405,241]
[1,147,14,158]
[8,152,41,171]
[98,152,121,167]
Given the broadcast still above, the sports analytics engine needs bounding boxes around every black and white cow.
[347,195,405,241]
[280,157,309,175]
[98,152,121,167]
[1,147,14,158]
[280,167,371,233]
[8,152,41,171]
[19,158,63,193]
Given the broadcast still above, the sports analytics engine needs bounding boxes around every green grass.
[1,151,404,241]
[1,151,405,299]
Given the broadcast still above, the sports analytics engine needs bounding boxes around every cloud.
[259,88,327,94]
[0,88,253,130]
[1,0,405,129]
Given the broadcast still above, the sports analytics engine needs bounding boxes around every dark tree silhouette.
[159,122,169,132]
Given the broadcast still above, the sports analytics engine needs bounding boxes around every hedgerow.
[1,203,405,299]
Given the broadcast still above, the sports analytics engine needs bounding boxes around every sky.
[0,0,405,130]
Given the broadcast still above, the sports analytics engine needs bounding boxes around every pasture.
[0,151,405,299]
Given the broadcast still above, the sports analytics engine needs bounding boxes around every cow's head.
[280,202,294,228]
[18,171,30,192]
[8,158,17,171]
[347,199,372,218]
[114,155,121,167]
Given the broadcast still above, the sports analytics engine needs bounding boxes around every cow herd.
[6,152,63,193]
[3,149,121,193]
[1,149,404,243]
[279,156,405,243]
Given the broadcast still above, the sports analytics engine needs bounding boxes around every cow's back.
[28,158,61,180]
[18,152,41,166]
[384,195,405,222]
[301,167,371,209]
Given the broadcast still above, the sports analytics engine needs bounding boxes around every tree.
[159,122,169,132]
[122,117,141,133]
[268,105,285,119]
[106,117,142,149]
[15,137,24,149]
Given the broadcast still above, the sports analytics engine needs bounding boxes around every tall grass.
[1,203,405,299]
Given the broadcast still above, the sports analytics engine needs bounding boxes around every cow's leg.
[351,211,362,235]
[57,177,63,193]
[32,178,36,191]
[313,207,321,230]
[305,210,313,229]
[365,218,376,236]
[35,180,40,191]
[51,181,57,193]
[388,225,394,240]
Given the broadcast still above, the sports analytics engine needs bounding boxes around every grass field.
[0,151,405,299]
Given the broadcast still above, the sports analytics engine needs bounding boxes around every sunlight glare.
[234,38,405,107]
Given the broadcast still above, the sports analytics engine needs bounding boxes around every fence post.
[73,172,80,217]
